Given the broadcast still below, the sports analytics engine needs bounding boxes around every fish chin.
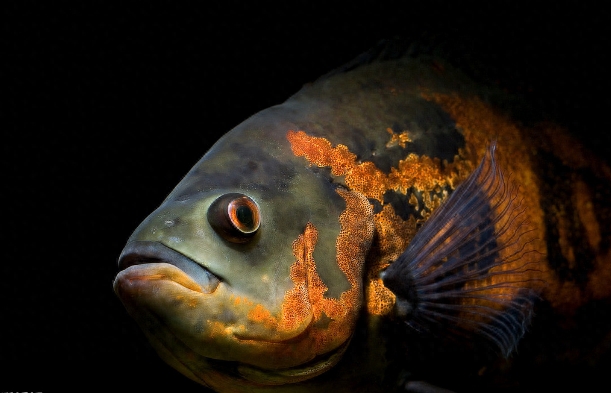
[138,313,349,392]
[234,337,351,386]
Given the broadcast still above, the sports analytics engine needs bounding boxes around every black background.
[2,1,609,391]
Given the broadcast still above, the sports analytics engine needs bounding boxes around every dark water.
[3,2,609,392]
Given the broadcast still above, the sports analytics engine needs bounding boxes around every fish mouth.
[117,240,221,293]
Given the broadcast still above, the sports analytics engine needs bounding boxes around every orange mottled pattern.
[287,92,611,318]
[366,204,418,315]
[287,130,471,202]
[247,304,277,330]
[281,188,374,351]
[385,127,411,148]
[287,129,474,315]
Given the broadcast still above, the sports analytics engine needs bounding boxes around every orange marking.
[281,188,374,351]
[247,304,276,329]
[365,204,419,315]
[287,130,464,202]
[287,115,551,318]
[386,127,412,148]
[287,129,468,316]
[281,222,320,331]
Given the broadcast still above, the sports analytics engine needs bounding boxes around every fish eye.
[207,193,261,243]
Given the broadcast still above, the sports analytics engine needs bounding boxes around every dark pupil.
[236,205,254,227]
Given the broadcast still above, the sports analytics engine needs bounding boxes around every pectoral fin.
[382,143,541,356]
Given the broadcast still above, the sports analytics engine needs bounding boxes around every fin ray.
[382,143,541,356]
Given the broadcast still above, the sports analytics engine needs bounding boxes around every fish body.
[114,40,611,392]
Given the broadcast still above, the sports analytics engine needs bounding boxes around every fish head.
[113,110,375,390]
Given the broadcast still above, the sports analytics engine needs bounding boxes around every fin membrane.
[382,143,540,357]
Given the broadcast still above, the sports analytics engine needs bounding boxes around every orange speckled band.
[281,188,374,352]
[287,130,471,201]
[287,129,474,315]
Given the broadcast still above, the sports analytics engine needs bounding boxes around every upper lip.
[118,240,221,293]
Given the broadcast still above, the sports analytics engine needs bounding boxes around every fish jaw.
[113,240,357,389]
[114,241,317,365]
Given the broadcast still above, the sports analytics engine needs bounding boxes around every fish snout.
[117,240,220,293]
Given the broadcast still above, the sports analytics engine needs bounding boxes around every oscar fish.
[113,39,611,392]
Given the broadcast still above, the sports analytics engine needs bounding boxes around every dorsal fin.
[382,143,542,357]
[314,36,445,82]
[314,34,489,81]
